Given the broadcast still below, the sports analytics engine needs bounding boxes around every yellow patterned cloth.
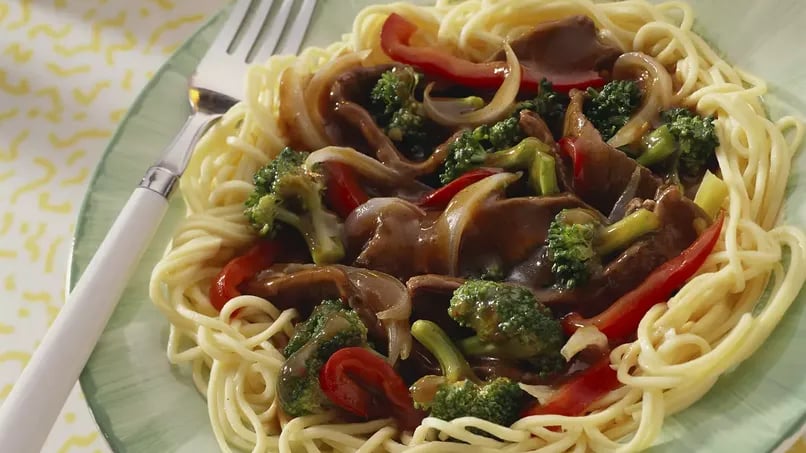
[0,1,222,451]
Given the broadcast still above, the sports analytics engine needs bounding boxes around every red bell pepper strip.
[319,347,423,431]
[563,211,725,341]
[418,168,500,209]
[209,240,279,312]
[559,137,586,192]
[521,354,620,417]
[380,13,604,93]
[323,162,369,218]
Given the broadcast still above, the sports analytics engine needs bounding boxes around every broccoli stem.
[694,170,728,220]
[533,151,559,196]
[636,125,676,167]
[411,320,479,384]
[595,208,660,256]
[459,336,538,360]
[485,137,559,195]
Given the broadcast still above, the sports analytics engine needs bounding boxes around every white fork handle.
[0,187,168,453]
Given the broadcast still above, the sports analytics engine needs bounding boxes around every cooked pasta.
[149,1,806,452]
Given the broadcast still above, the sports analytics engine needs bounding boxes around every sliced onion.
[608,166,642,222]
[345,197,425,244]
[341,266,413,363]
[607,52,674,149]
[518,383,556,404]
[560,325,608,361]
[410,375,447,407]
[305,146,405,185]
[422,43,521,127]
[303,50,370,149]
[436,172,519,275]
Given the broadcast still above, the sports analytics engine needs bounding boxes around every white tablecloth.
[0,1,223,450]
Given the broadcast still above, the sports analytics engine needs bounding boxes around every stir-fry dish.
[150,1,806,452]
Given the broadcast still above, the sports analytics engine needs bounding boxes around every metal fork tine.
[208,0,254,55]
[232,0,275,61]
[250,0,294,64]
[276,0,317,55]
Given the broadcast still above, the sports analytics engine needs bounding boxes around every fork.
[0,1,316,451]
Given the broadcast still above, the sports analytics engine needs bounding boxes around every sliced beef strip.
[563,89,661,215]
[327,65,454,178]
[458,194,590,277]
[527,185,708,317]
[325,64,395,148]
[242,265,386,349]
[490,15,622,87]
[346,193,590,280]
[406,274,465,338]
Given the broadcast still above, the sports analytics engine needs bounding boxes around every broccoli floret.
[438,129,490,184]
[478,262,505,281]
[448,280,564,366]
[584,80,641,141]
[277,304,368,417]
[486,117,523,150]
[430,378,523,428]
[515,79,569,131]
[438,82,569,185]
[547,208,660,289]
[386,107,427,143]
[370,66,419,119]
[283,299,348,357]
[661,108,719,176]
[438,117,526,184]
[369,66,431,158]
[409,320,523,427]
[244,148,344,264]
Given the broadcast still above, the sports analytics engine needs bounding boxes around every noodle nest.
[149,1,806,452]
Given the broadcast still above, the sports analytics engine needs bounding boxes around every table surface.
[0,1,223,451]
[0,1,804,453]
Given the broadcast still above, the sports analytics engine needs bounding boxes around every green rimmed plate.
[70,1,806,451]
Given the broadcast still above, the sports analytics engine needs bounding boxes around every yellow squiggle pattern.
[48,129,111,148]
[46,63,91,77]
[53,12,126,57]
[56,433,99,453]
[35,87,64,123]
[11,158,56,203]
[73,81,110,106]
[4,43,33,63]
[145,14,204,52]
[37,193,72,214]
[7,0,32,30]
[22,223,47,261]
[0,108,19,123]
[0,70,30,95]
[0,351,31,367]
[27,23,72,39]
[0,131,28,162]
[105,30,137,65]
[0,1,245,452]
[44,236,63,273]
